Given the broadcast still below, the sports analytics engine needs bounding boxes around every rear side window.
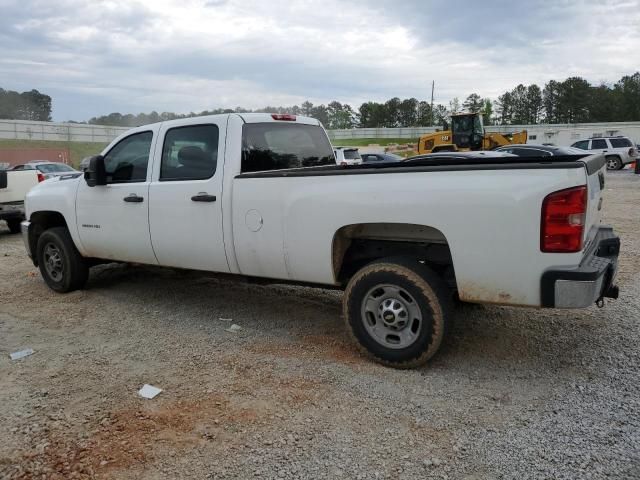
[343,149,361,160]
[241,123,335,172]
[572,140,589,150]
[104,131,153,183]
[590,139,607,149]
[610,138,632,148]
[160,125,218,181]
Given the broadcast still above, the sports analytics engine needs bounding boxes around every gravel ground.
[0,171,639,480]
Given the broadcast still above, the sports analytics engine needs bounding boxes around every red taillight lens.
[271,114,296,121]
[541,185,587,253]
[37,172,45,182]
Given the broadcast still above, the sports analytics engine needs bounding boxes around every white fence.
[328,121,640,146]
[1,119,640,147]
[0,119,128,143]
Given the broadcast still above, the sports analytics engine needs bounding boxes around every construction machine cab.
[451,113,484,150]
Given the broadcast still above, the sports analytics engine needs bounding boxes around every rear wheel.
[36,227,88,293]
[343,257,451,369]
[6,219,21,234]
[606,156,622,170]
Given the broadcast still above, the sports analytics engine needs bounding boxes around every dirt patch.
[247,333,367,366]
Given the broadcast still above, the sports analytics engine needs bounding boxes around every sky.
[0,0,638,121]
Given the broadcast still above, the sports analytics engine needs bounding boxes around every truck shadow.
[86,262,604,376]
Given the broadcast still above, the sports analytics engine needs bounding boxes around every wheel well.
[332,223,455,288]
[28,211,69,265]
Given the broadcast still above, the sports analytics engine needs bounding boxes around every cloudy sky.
[1,0,638,121]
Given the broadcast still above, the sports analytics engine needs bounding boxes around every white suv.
[333,147,362,165]
[571,136,638,170]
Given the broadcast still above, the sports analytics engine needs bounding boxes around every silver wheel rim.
[43,242,64,282]
[360,284,423,349]
[607,158,618,169]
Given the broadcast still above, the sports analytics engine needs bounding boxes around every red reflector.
[271,114,296,121]
[541,185,587,253]
[37,172,45,183]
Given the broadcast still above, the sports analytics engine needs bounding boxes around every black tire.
[606,156,622,170]
[343,257,451,369]
[36,227,88,293]
[6,219,21,234]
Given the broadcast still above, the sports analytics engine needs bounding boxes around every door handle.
[123,194,144,203]
[191,193,217,202]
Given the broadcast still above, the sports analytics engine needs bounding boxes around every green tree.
[462,93,483,113]
[481,98,493,125]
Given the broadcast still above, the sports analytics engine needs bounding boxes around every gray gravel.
[0,171,639,479]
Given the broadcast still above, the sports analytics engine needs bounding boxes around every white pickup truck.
[1,169,39,233]
[21,113,620,368]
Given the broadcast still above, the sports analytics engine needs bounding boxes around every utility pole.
[430,80,435,127]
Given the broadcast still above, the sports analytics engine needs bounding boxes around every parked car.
[570,136,638,170]
[11,161,79,181]
[404,151,517,162]
[333,147,362,165]
[361,152,403,163]
[0,169,39,233]
[22,113,619,368]
[495,144,587,156]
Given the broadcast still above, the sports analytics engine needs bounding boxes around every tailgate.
[0,170,39,204]
[581,154,607,251]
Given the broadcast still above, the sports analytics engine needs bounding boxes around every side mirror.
[84,155,107,187]
[0,170,7,189]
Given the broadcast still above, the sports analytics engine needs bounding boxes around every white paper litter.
[225,324,242,333]
[138,384,162,399]
[10,348,34,360]
[219,317,233,322]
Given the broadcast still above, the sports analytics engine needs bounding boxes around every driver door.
[75,127,159,264]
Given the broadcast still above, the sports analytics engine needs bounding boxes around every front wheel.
[36,227,89,293]
[343,258,451,369]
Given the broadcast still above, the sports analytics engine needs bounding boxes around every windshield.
[241,123,335,172]
[36,163,75,173]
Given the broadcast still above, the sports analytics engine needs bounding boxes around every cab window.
[103,131,153,183]
[241,123,334,172]
[590,139,607,150]
[572,140,589,150]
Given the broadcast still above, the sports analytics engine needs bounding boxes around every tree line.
[0,88,52,121]
[2,71,638,128]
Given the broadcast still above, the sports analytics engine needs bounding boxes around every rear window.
[610,138,632,148]
[343,149,361,160]
[241,123,335,173]
[36,163,75,173]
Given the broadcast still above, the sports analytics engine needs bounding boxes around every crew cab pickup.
[21,113,620,368]
[0,169,39,233]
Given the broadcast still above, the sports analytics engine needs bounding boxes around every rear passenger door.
[148,118,229,272]
[589,139,608,154]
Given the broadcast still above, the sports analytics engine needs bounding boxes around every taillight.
[271,114,296,121]
[37,172,45,182]
[629,147,637,157]
[541,185,587,253]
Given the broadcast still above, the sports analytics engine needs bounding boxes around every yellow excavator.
[416,112,527,154]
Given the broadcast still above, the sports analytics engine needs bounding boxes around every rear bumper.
[0,202,24,221]
[541,226,619,308]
